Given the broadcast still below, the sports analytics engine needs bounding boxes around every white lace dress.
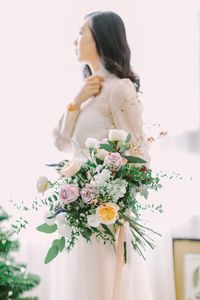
[51,63,154,300]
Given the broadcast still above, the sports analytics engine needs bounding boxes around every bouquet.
[35,129,163,264]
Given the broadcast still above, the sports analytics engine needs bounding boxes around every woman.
[52,10,153,300]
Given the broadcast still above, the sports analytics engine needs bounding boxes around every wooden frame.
[173,238,200,300]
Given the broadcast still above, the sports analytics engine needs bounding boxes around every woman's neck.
[88,59,101,74]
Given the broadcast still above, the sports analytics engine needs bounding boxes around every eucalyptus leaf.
[59,237,65,252]
[124,155,147,164]
[44,245,59,264]
[52,239,60,247]
[99,143,114,152]
[36,223,57,234]
[119,145,130,152]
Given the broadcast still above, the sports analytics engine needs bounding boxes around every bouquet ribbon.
[112,223,126,300]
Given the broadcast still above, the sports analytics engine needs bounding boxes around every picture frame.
[173,238,200,300]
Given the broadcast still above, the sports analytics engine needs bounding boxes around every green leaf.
[52,239,60,246]
[99,143,114,152]
[59,236,65,252]
[80,228,93,241]
[125,133,132,143]
[36,223,57,233]
[119,144,130,152]
[44,245,59,264]
[101,224,115,239]
[124,155,147,164]
[53,194,58,201]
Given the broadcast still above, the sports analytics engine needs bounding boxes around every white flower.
[60,160,81,178]
[96,148,108,160]
[37,176,49,193]
[95,165,104,173]
[108,129,128,142]
[105,179,128,202]
[93,169,112,185]
[101,138,108,143]
[56,212,67,225]
[44,211,55,225]
[87,214,100,227]
[85,138,100,149]
[57,223,72,238]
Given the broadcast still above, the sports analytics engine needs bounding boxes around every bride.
[52,10,153,300]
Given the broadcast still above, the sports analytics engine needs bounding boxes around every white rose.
[44,211,55,225]
[101,138,108,143]
[57,223,72,238]
[85,138,100,149]
[37,176,49,193]
[56,212,67,225]
[95,148,108,160]
[60,160,81,178]
[87,214,100,228]
[108,129,128,142]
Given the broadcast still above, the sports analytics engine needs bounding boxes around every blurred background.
[0,0,199,299]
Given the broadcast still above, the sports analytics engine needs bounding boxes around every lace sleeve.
[52,109,80,152]
[109,78,151,166]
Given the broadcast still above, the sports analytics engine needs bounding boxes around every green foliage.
[124,155,147,164]
[99,141,115,152]
[36,223,57,233]
[0,207,40,299]
[101,224,116,241]
[0,232,20,256]
[0,262,40,300]
[80,227,93,241]
[44,236,66,264]
[0,207,9,222]
[45,245,59,264]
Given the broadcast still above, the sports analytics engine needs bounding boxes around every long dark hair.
[83,10,142,94]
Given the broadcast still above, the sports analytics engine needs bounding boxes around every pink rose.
[59,184,79,204]
[80,187,95,204]
[104,152,127,171]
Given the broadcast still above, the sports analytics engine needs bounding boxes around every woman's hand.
[72,74,104,109]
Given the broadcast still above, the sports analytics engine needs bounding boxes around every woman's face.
[73,18,99,63]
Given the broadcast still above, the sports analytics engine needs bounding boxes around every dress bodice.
[52,63,150,165]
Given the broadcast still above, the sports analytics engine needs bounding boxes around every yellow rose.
[96,202,119,225]
[60,160,81,178]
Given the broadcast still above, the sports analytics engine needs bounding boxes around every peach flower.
[96,202,119,225]
[60,160,81,178]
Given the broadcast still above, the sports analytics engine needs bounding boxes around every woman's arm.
[109,78,151,167]
[52,74,104,153]
[52,108,80,152]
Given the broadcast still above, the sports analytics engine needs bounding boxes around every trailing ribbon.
[112,222,132,300]
[112,224,125,300]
